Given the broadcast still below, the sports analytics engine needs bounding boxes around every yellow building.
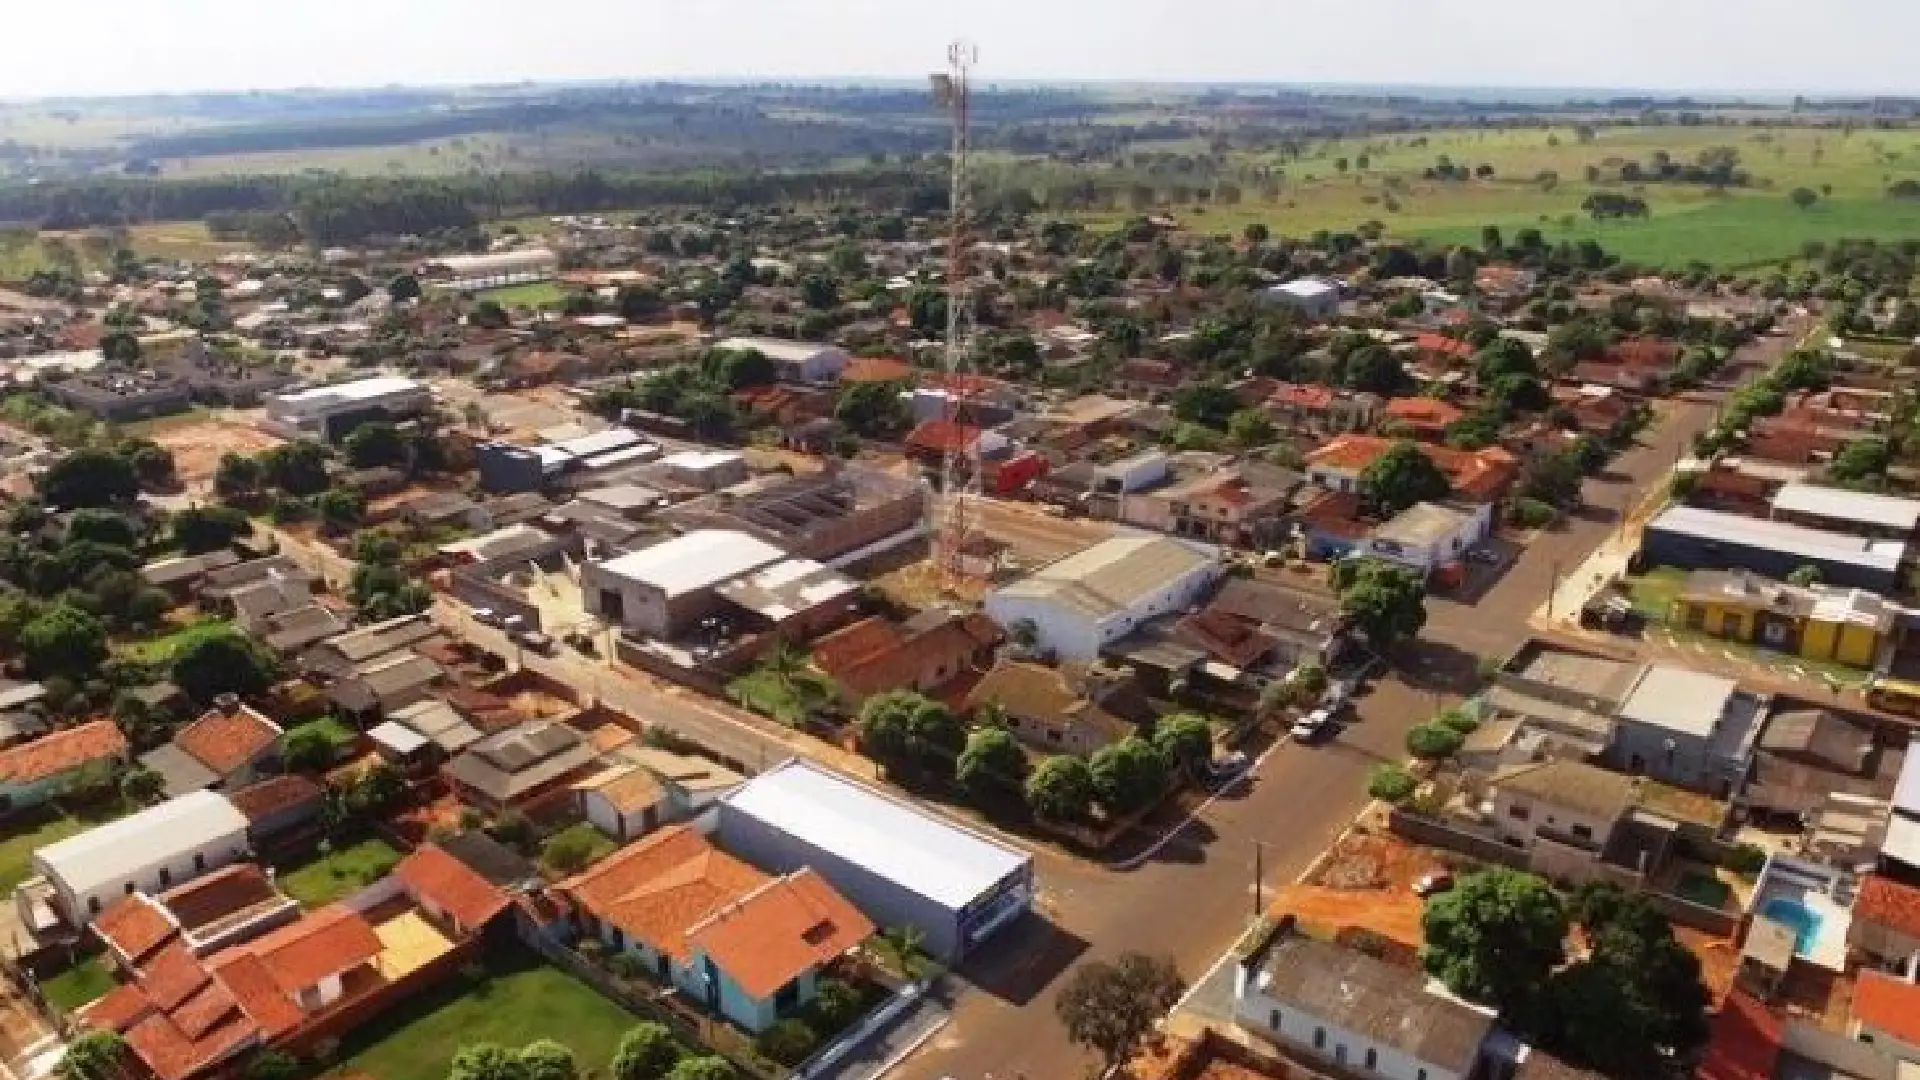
[1674,569,1895,670]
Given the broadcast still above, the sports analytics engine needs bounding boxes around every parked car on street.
[1291,708,1333,743]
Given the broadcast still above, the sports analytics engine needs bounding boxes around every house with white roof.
[714,336,849,384]
[20,790,249,928]
[263,374,433,441]
[581,529,786,637]
[984,535,1223,661]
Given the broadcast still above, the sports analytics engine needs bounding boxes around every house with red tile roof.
[838,355,915,385]
[141,698,283,797]
[1850,971,1920,1058]
[1383,396,1465,441]
[0,720,127,812]
[390,843,511,937]
[1849,874,1920,968]
[1413,333,1475,369]
[559,824,873,1033]
[82,903,387,1080]
[810,609,1000,707]
[1261,383,1382,434]
[79,845,504,1080]
[1305,435,1519,505]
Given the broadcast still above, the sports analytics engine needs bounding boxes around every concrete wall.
[1608,718,1713,789]
[44,828,251,924]
[1491,789,1618,850]
[1235,980,1470,1080]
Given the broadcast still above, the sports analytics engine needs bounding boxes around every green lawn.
[40,954,115,1011]
[727,665,836,726]
[277,837,402,909]
[0,806,119,892]
[119,618,235,665]
[331,950,649,1080]
[1625,567,1690,623]
[476,281,566,309]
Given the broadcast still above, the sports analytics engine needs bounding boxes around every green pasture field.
[1068,123,1920,269]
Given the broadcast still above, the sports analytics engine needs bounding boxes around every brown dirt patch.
[1271,884,1427,950]
[1676,926,1742,1007]
[1310,831,1446,891]
[1264,832,1450,949]
[151,417,284,490]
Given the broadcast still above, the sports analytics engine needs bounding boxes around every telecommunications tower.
[930,41,983,589]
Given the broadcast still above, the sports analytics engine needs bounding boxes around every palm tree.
[872,925,932,980]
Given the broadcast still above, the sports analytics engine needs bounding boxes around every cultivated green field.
[1072,124,1920,269]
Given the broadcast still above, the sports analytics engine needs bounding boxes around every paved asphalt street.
[891,324,1809,1080]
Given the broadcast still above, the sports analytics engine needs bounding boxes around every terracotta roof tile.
[904,419,980,456]
[236,904,381,997]
[392,843,510,930]
[560,825,768,965]
[82,983,153,1033]
[169,981,237,1041]
[206,951,303,1038]
[1853,874,1920,940]
[840,356,914,384]
[226,774,323,823]
[138,942,211,1012]
[95,894,177,964]
[158,864,281,935]
[1852,972,1920,1046]
[685,869,874,1000]
[1414,334,1474,361]
[0,721,126,786]
[173,704,281,777]
[1384,397,1465,428]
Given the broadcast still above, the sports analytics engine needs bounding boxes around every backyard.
[476,281,566,310]
[277,836,402,909]
[0,803,123,892]
[118,617,236,665]
[329,949,646,1080]
[38,953,113,1011]
[726,654,837,727]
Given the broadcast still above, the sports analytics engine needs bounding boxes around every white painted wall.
[1235,980,1469,1080]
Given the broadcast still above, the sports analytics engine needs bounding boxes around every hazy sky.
[9,0,1920,100]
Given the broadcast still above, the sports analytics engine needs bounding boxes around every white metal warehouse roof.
[593,529,784,596]
[1770,483,1920,532]
[722,758,1029,910]
[1647,505,1907,573]
[37,791,246,896]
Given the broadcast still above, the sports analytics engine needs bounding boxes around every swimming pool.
[1761,896,1822,954]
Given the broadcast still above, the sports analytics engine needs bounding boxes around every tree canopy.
[1359,438,1450,516]
[1421,868,1568,1014]
[857,690,964,777]
[1331,558,1428,653]
[1055,952,1186,1070]
[171,628,279,703]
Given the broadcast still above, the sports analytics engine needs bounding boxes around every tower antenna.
[931,41,984,591]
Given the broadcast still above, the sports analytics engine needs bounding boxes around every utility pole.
[1253,840,1265,919]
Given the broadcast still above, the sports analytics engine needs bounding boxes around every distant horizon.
[2,75,1901,109]
[6,0,1920,102]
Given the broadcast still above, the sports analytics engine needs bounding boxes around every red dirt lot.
[150,417,284,491]
[1266,831,1449,950]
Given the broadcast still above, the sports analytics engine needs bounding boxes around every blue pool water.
[1761,896,1822,955]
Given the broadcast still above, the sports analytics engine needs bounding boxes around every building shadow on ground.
[953,912,1090,1007]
